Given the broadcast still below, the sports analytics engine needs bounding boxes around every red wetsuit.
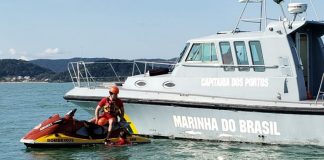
[98,97,124,120]
[116,138,130,145]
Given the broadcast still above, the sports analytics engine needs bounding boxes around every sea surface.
[1,83,324,160]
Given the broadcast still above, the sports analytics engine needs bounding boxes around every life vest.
[103,98,119,116]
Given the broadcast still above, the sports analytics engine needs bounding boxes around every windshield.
[176,43,189,63]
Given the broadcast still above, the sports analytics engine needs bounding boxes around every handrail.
[315,73,324,105]
[67,60,176,88]
[182,63,278,68]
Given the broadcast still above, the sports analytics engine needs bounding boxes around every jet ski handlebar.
[65,108,77,118]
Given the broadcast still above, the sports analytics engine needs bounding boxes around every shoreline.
[0,81,49,84]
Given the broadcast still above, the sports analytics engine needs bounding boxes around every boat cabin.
[125,21,324,102]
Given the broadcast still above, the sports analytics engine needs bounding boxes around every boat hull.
[69,99,324,146]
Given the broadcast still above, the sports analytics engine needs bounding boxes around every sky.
[0,0,323,60]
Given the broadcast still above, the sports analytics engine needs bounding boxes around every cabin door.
[296,33,310,95]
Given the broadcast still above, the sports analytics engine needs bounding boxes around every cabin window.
[202,43,217,62]
[249,41,265,72]
[211,43,217,61]
[186,43,217,62]
[186,43,201,61]
[220,42,234,71]
[234,41,249,71]
[177,43,189,63]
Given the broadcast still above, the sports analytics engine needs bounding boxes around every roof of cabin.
[187,21,324,43]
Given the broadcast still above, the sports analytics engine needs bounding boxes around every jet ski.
[20,109,150,147]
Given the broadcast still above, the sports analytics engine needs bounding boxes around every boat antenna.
[273,0,287,20]
[259,1,268,31]
[263,0,268,31]
[287,2,307,28]
[289,0,319,21]
[309,0,319,21]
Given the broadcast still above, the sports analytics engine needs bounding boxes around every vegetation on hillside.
[0,58,176,82]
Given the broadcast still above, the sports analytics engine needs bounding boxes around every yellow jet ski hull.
[21,133,150,147]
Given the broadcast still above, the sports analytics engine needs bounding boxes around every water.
[1,83,324,160]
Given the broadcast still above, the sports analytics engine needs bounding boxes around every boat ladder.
[315,73,324,104]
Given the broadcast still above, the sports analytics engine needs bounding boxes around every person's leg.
[89,114,105,124]
[106,117,116,139]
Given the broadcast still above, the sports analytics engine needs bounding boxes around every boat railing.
[67,61,176,88]
[315,73,324,105]
[235,0,320,32]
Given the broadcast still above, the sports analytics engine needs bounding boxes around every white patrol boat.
[64,0,324,145]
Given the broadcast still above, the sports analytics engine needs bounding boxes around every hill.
[30,58,109,73]
[0,59,55,82]
[0,58,177,82]
[30,58,177,73]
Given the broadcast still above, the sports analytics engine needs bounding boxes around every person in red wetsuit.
[89,85,125,140]
[116,129,130,145]
[105,129,130,146]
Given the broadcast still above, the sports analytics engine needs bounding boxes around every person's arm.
[119,102,125,121]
